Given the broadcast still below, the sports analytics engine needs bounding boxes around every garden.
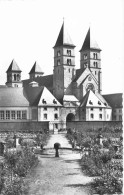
[0,129,49,195]
[66,127,123,194]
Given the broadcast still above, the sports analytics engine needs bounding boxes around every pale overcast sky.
[0,0,123,94]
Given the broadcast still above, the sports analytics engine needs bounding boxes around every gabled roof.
[6,59,22,73]
[73,67,98,87]
[38,87,62,107]
[103,93,123,108]
[29,61,44,74]
[80,28,101,52]
[53,22,75,48]
[80,90,111,108]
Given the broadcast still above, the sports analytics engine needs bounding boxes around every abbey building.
[0,22,122,130]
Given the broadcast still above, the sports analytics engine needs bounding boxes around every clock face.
[86,83,95,93]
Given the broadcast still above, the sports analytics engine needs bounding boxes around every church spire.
[6,59,22,87]
[29,61,44,79]
[53,21,75,48]
[80,27,101,51]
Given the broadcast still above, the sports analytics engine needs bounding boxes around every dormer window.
[104,103,107,106]
[53,99,57,104]
[84,54,88,60]
[67,50,71,56]
[57,51,60,56]
[42,99,47,104]
[67,59,71,65]
[98,101,101,105]
[89,100,93,105]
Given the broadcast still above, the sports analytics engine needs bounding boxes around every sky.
[0,0,123,94]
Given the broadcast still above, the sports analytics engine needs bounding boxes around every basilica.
[0,22,122,130]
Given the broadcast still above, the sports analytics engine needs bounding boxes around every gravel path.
[25,133,92,195]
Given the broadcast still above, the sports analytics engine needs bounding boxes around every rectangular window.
[54,113,58,120]
[44,107,47,111]
[54,107,58,111]
[90,113,94,119]
[44,114,47,120]
[119,109,122,113]
[22,111,27,120]
[17,111,21,119]
[99,108,102,111]
[11,111,16,120]
[119,115,122,121]
[99,114,102,119]
[55,124,58,129]
[6,110,10,120]
[91,108,94,111]
[0,111,4,120]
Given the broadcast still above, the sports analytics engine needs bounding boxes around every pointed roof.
[53,22,75,48]
[80,28,101,51]
[80,90,111,108]
[29,61,44,74]
[6,59,21,73]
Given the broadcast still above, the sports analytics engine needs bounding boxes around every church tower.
[53,22,76,100]
[80,28,102,93]
[6,59,22,87]
[29,61,44,80]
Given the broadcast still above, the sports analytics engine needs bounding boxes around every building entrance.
[66,113,75,122]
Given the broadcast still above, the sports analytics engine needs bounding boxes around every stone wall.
[67,121,122,131]
[0,121,49,132]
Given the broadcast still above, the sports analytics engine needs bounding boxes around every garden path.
[25,132,92,195]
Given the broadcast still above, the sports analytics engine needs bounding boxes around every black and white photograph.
[0,0,123,194]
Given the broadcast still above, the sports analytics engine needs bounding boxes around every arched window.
[17,74,20,81]
[67,59,71,65]
[14,74,16,81]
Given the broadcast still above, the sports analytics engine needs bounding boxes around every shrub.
[1,145,38,194]
[92,173,123,194]
[2,175,26,195]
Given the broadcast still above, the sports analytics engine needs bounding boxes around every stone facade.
[0,22,122,131]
